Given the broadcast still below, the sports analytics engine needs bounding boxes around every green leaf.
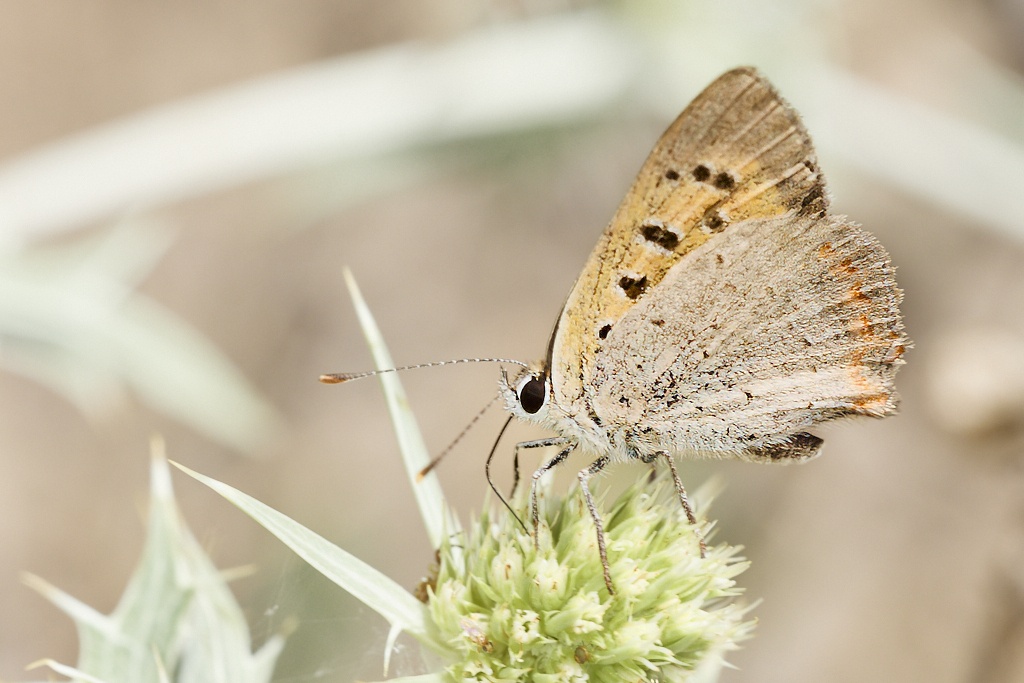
[26,443,285,682]
[342,268,460,549]
[173,460,431,641]
[0,225,282,453]
[27,659,110,683]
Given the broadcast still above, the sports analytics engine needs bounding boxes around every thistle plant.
[24,441,286,683]
[178,271,754,682]
[426,478,751,682]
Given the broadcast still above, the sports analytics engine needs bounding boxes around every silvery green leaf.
[26,445,285,682]
[27,659,110,683]
[0,224,282,452]
[174,461,432,643]
[342,268,460,549]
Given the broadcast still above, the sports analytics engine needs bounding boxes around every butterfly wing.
[592,212,906,461]
[548,67,827,417]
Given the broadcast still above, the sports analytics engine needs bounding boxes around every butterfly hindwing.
[592,213,905,459]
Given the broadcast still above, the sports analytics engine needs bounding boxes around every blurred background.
[2,0,1023,681]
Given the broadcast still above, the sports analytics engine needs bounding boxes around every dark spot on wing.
[651,319,665,327]
[702,208,728,233]
[799,183,826,216]
[713,171,736,190]
[618,274,648,300]
[748,432,824,461]
[640,221,679,251]
[692,164,711,182]
[598,324,612,339]
[664,169,680,181]
[801,186,823,207]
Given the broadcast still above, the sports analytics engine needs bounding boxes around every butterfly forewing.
[549,67,827,413]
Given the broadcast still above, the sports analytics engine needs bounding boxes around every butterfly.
[495,67,906,593]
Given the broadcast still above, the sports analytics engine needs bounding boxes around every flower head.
[425,476,753,682]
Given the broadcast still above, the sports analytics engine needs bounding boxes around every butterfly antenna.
[320,358,529,384]
[486,415,528,532]
[417,392,502,480]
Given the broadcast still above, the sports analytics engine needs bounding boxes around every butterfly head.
[499,364,552,425]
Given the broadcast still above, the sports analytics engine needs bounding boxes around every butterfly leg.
[529,441,576,548]
[656,452,706,558]
[645,459,659,484]
[578,454,615,594]
[511,436,568,498]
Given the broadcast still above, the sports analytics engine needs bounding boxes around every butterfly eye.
[518,375,546,414]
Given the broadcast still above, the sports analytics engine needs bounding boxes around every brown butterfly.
[496,67,906,593]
